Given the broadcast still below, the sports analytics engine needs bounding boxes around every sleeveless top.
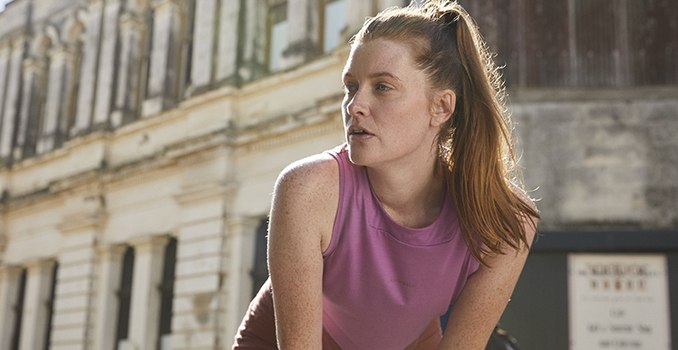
[322,145,480,349]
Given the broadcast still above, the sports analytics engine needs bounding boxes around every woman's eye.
[375,83,391,92]
[343,83,357,94]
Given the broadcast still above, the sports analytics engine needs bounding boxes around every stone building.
[0,0,675,349]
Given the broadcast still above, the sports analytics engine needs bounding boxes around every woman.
[233,1,539,349]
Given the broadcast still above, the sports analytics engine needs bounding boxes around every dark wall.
[500,231,678,350]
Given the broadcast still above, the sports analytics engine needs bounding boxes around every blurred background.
[0,0,676,349]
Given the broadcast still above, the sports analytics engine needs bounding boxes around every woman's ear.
[430,89,456,127]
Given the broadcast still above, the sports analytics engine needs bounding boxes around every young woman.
[233,1,539,349]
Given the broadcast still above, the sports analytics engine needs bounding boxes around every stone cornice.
[0,101,341,210]
[0,81,342,211]
[0,130,230,210]
[234,92,343,153]
[174,180,231,206]
[57,210,107,234]
[238,52,345,98]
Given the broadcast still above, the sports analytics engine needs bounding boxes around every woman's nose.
[346,90,367,118]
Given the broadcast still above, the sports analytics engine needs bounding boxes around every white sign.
[569,254,671,350]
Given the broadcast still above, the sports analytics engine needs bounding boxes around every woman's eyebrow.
[342,71,402,82]
[368,72,401,82]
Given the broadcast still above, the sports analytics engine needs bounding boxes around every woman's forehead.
[343,39,418,77]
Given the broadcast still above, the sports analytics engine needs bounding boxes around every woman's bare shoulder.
[271,153,339,230]
[269,152,339,254]
[274,152,339,198]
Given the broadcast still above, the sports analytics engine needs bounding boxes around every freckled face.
[342,39,439,169]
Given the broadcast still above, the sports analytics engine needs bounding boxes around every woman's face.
[341,38,442,169]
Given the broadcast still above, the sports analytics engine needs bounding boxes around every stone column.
[215,0,241,84]
[283,0,321,68]
[92,244,127,350]
[127,235,168,350]
[111,11,147,127]
[223,216,259,342]
[14,57,46,160]
[172,181,228,350]
[0,266,22,350]
[0,42,10,130]
[52,198,104,350]
[142,0,183,117]
[18,260,56,350]
[91,0,122,128]
[72,0,104,136]
[37,45,73,154]
[0,37,26,161]
[345,0,373,39]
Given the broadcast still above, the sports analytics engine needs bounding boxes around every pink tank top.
[322,145,480,349]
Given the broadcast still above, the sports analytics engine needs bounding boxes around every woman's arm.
[438,216,539,350]
[267,154,338,349]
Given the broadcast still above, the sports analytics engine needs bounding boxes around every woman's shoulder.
[271,152,340,250]
[273,151,340,209]
[277,152,338,189]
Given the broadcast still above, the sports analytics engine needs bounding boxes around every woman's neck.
[366,160,446,228]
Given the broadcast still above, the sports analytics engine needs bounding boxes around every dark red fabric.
[232,280,278,349]
[232,279,342,349]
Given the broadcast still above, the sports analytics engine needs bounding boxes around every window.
[157,237,177,350]
[115,247,135,345]
[10,268,27,350]
[143,14,155,97]
[42,262,58,350]
[180,0,196,95]
[268,1,288,72]
[322,0,347,53]
[23,44,51,158]
[251,218,269,297]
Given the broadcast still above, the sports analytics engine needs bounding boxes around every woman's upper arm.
[438,216,539,350]
[267,154,338,350]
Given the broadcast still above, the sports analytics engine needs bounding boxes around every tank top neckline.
[362,165,450,233]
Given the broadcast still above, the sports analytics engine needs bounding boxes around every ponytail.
[446,7,539,264]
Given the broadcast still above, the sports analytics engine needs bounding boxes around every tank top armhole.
[322,146,346,258]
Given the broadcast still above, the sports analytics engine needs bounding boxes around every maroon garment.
[232,279,341,349]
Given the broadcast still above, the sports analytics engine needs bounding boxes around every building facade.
[0,0,675,349]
